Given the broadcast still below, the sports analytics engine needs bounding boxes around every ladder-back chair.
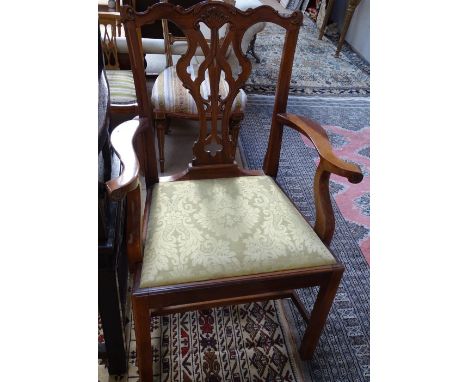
[107,2,363,381]
[99,11,139,115]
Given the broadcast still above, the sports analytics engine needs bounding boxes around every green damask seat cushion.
[140,176,336,288]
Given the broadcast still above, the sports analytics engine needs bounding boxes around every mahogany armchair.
[106,2,363,381]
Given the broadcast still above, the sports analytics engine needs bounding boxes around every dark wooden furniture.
[318,0,362,57]
[98,183,128,375]
[98,32,128,376]
[106,3,363,381]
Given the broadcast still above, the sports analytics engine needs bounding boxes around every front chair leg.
[155,118,167,173]
[299,268,344,359]
[132,296,153,382]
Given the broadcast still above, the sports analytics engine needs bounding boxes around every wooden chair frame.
[107,3,363,381]
[99,11,139,116]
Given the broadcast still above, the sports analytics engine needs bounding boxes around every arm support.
[105,118,148,270]
[277,113,363,183]
[277,113,364,245]
[106,118,145,201]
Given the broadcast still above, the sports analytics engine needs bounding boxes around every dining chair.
[107,2,363,381]
[99,11,139,116]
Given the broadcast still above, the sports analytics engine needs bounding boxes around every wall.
[330,0,370,63]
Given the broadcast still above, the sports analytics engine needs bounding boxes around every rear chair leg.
[165,117,172,134]
[229,115,243,159]
[247,34,261,63]
[299,268,344,359]
[132,297,153,382]
[155,118,167,173]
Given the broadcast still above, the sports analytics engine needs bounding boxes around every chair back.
[121,1,302,175]
[99,12,122,69]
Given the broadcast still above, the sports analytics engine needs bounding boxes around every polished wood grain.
[299,268,344,358]
[276,113,362,182]
[106,3,363,381]
[263,27,301,178]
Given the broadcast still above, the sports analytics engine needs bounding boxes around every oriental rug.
[245,17,370,97]
[99,300,307,382]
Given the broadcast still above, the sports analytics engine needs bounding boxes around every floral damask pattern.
[140,176,335,287]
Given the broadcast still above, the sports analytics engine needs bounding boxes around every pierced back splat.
[121,2,302,173]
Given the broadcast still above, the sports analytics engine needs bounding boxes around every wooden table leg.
[335,0,361,57]
[318,0,336,40]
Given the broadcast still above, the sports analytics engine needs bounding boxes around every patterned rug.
[245,17,370,96]
[285,0,304,11]
[239,94,370,380]
[99,299,307,382]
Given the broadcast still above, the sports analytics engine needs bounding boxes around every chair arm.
[277,113,363,183]
[105,118,145,201]
[276,113,363,245]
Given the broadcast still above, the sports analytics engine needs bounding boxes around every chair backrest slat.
[99,12,121,69]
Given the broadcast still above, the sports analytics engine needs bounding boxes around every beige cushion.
[106,70,137,105]
[140,176,336,288]
[151,64,247,114]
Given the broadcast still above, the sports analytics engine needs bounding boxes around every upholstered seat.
[141,176,336,288]
[151,65,247,114]
[106,70,137,105]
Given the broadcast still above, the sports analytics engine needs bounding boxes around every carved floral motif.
[120,6,135,23]
[198,6,233,29]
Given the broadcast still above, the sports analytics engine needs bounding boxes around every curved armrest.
[105,118,145,200]
[277,113,363,183]
[276,113,364,246]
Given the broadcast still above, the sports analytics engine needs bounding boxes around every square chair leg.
[132,296,153,382]
[299,268,344,359]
